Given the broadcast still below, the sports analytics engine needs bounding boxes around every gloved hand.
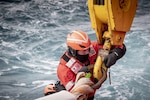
[103,52,118,68]
[70,72,94,100]
[78,65,94,73]
[104,44,126,68]
[78,66,89,73]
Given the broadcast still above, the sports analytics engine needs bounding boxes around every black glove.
[104,44,126,68]
[111,44,126,59]
[78,66,90,73]
[104,52,118,68]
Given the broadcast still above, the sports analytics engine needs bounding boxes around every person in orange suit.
[44,30,126,100]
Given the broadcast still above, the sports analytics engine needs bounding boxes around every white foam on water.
[0,96,10,99]
[132,14,150,31]
[13,83,26,87]
[31,80,57,90]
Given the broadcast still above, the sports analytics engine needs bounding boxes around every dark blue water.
[0,0,150,100]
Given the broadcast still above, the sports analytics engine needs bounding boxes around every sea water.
[0,0,150,100]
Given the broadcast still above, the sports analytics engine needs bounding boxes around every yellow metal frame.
[88,0,138,45]
[88,0,138,82]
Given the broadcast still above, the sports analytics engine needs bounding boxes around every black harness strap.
[62,54,70,62]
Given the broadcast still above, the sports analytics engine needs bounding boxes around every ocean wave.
[0,0,150,100]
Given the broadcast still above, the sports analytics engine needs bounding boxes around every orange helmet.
[66,30,91,50]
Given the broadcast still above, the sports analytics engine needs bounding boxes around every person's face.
[77,48,90,55]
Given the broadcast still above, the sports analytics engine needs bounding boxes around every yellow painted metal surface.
[88,0,138,81]
[93,56,103,80]
[88,0,138,45]
[93,55,107,81]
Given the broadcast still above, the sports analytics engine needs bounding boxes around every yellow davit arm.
[88,0,138,86]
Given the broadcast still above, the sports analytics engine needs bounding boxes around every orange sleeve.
[57,63,76,90]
